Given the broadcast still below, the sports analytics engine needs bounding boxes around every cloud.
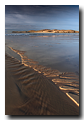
[5,23,39,30]
[5,5,79,16]
[5,13,35,24]
[5,5,79,30]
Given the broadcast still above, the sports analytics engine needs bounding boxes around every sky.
[5,5,79,31]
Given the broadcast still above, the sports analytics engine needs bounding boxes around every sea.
[5,29,79,105]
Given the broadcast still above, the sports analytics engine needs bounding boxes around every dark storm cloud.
[5,5,78,16]
[5,5,79,30]
[5,5,52,14]
[5,5,54,16]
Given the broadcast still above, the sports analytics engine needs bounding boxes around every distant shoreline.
[12,29,79,33]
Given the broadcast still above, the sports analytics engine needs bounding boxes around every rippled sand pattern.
[8,46,79,107]
[5,54,79,115]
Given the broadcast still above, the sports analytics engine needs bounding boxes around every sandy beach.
[5,53,79,115]
[5,5,79,116]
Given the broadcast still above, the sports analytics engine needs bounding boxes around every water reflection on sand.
[5,33,79,106]
[7,46,79,106]
[5,33,79,74]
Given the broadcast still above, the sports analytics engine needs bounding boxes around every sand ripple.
[8,46,79,107]
[5,52,79,115]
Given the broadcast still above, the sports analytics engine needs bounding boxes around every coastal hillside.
[12,29,79,33]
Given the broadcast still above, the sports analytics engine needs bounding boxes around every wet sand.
[5,53,79,115]
[8,46,79,105]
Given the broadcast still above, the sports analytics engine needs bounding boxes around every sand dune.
[5,53,79,115]
[12,29,79,33]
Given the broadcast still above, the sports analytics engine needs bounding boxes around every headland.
[12,29,79,33]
